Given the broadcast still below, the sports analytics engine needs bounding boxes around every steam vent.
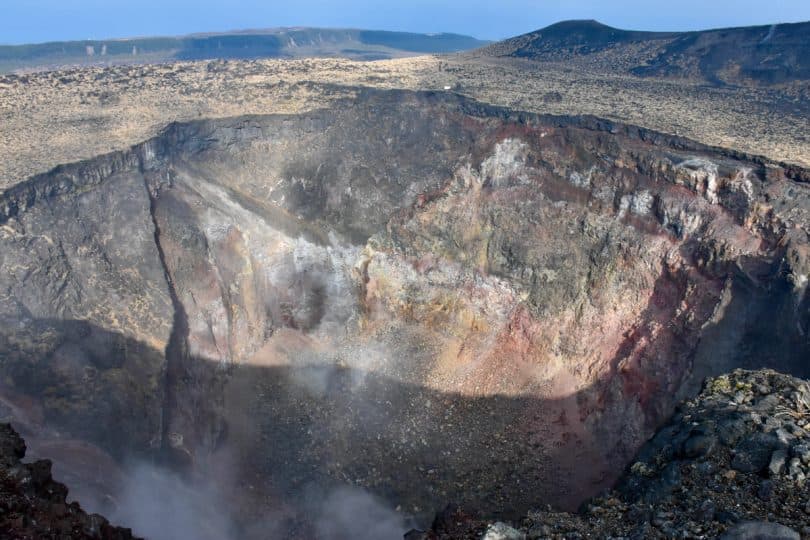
[1,17,810,540]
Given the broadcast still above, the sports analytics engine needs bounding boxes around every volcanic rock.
[732,433,782,473]
[0,423,136,539]
[0,87,809,534]
[719,521,801,540]
[427,369,810,539]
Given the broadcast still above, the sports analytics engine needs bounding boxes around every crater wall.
[0,89,808,533]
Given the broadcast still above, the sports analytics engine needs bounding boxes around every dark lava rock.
[718,416,750,446]
[427,503,485,538]
[696,499,716,521]
[732,433,781,473]
[719,521,800,540]
[426,369,810,539]
[643,462,682,504]
[0,423,137,540]
[683,433,717,458]
[716,509,742,524]
[757,479,774,501]
[404,529,430,540]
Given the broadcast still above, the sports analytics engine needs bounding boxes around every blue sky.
[2,0,810,45]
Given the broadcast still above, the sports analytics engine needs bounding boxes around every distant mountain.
[479,19,810,86]
[0,28,489,73]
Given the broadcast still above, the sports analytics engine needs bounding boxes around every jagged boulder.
[0,423,137,539]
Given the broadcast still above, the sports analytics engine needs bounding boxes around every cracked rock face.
[0,89,809,533]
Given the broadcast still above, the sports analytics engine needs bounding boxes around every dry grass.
[0,53,807,190]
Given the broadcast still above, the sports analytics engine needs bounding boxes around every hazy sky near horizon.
[2,0,810,45]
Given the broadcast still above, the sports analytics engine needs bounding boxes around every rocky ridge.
[477,19,810,87]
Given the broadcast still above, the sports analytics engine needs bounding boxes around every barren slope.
[0,28,488,73]
[479,19,810,86]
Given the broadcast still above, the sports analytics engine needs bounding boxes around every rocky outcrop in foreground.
[416,369,810,539]
[0,423,136,540]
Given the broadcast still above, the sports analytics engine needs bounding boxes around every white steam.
[109,463,232,540]
[107,462,412,540]
[314,486,414,540]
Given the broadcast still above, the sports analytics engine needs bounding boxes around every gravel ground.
[413,369,810,539]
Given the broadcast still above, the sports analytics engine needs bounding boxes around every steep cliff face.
[0,89,808,533]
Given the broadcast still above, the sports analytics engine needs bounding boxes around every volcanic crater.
[1,88,809,537]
